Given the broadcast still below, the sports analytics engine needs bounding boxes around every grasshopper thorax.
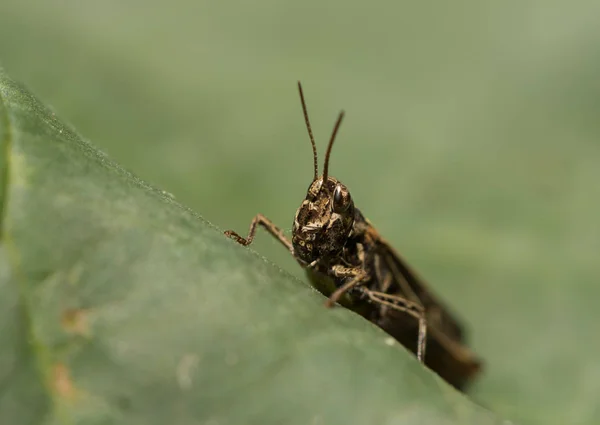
[292,176,355,264]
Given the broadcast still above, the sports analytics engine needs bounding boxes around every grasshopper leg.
[224,213,293,253]
[324,266,369,307]
[364,289,428,363]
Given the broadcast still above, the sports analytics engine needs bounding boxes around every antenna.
[322,111,345,183]
[297,81,319,181]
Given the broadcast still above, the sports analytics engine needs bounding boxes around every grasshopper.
[225,82,482,389]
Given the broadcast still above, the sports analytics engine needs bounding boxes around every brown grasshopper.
[224,82,482,389]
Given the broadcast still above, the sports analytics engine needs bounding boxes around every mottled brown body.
[224,82,482,390]
[304,204,481,389]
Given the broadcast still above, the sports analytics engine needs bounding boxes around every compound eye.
[332,184,352,213]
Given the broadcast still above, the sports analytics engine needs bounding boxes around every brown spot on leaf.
[61,308,90,336]
[52,363,77,400]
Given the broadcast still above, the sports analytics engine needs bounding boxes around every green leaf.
[5,2,600,424]
[0,71,509,423]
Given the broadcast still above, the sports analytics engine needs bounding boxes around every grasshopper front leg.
[324,265,369,308]
[224,213,293,254]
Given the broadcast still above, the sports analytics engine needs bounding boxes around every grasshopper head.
[292,176,355,264]
[290,82,354,264]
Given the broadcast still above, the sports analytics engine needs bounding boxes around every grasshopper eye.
[332,184,352,213]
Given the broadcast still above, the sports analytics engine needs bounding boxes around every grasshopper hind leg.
[362,289,427,363]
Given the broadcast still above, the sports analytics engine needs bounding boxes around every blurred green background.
[2,1,599,424]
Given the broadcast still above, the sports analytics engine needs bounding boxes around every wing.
[361,217,482,389]
[373,233,465,342]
